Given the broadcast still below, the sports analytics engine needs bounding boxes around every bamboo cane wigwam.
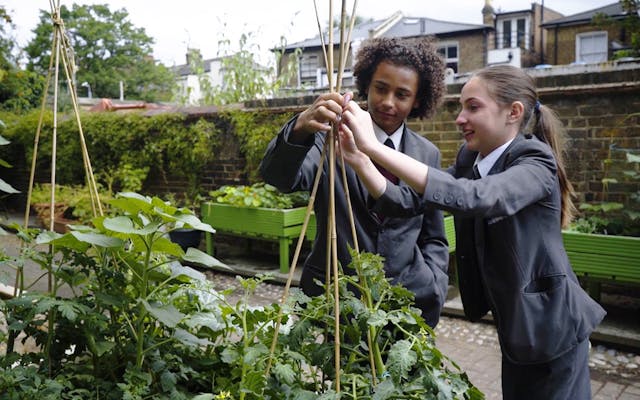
[266,0,363,393]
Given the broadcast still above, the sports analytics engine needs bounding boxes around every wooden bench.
[562,231,640,301]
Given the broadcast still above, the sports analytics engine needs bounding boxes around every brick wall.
[4,66,639,214]
[546,25,623,65]
[183,65,640,210]
[455,32,487,73]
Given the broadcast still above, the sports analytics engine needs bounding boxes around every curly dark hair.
[353,36,446,119]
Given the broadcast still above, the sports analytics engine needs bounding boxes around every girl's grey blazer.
[375,134,606,365]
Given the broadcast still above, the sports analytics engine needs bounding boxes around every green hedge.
[0,110,219,197]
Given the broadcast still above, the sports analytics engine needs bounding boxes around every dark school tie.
[473,164,481,180]
[374,138,399,185]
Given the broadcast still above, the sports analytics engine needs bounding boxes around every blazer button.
[444,195,453,204]
[456,198,463,206]
[433,191,442,201]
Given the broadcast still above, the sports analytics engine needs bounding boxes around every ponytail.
[475,65,576,228]
[533,103,576,228]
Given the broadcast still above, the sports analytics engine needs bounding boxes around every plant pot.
[31,202,68,228]
[169,228,203,252]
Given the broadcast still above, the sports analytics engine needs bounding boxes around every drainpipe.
[540,0,544,64]
[554,25,558,64]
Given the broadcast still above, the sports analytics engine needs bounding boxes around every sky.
[4,0,617,67]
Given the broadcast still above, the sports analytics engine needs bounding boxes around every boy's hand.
[292,92,345,140]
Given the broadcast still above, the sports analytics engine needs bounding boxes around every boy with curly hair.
[259,37,449,327]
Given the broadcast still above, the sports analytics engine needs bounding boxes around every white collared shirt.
[373,121,403,150]
[474,138,515,178]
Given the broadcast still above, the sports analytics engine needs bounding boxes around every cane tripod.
[6,0,103,364]
[264,0,383,393]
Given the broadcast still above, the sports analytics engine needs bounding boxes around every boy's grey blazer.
[259,116,450,327]
[376,134,606,365]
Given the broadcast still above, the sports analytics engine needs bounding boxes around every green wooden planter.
[201,202,316,273]
[562,230,640,300]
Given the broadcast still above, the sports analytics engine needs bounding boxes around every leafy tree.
[24,3,175,102]
[178,22,301,107]
[593,0,640,58]
[0,6,45,112]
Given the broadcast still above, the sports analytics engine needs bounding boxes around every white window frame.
[437,42,459,73]
[576,31,608,63]
[299,54,319,87]
[496,15,530,50]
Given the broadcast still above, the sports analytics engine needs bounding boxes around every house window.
[516,19,526,48]
[437,43,459,73]
[497,16,529,49]
[576,31,608,63]
[502,20,511,48]
[299,54,319,87]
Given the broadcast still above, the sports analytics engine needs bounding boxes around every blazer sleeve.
[259,115,322,193]
[416,148,449,277]
[423,140,558,218]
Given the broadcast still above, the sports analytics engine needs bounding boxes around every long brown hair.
[474,65,575,228]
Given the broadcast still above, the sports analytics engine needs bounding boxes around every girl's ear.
[508,101,524,123]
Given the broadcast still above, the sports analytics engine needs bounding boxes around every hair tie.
[534,100,542,113]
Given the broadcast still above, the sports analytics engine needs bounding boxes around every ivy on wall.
[0,110,220,198]
[225,108,294,182]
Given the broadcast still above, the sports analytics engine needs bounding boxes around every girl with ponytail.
[338,64,605,400]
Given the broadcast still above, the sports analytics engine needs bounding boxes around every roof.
[541,2,625,27]
[172,57,224,77]
[280,12,489,51]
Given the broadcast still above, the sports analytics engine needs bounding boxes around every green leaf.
[103,216,160,235]
[170,263,206,282]
[191,395,215,400]
[93,340,115,357]
[35,231,91,252]
[372,379,399,399]
[0,178,19,194]
[367,309,388,327]
[221,346,240,364]
[152,236,184,257]
[242,370,267,396]
[173,328,213,347]
[58,301,80,321]
[601,202,624,212]
[243,343,268,365]
[273,363,296,385]
[142,300,184,328]
[183,248,230,270]
[627,152,640,163]
[185,312,225,332]
[160,370,177,393]
[173,214,215,233]
[387,340,417,380]
[70,231,123,248]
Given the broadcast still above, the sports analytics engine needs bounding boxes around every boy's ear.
[508,101,524,123]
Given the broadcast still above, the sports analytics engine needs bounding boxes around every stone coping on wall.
[240,61,640,113]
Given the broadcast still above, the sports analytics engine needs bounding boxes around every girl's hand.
[337,120,366,168]
[341,99,379,155]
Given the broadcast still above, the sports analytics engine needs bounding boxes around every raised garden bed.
[200,202,316,272]
[562,231,640,301]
